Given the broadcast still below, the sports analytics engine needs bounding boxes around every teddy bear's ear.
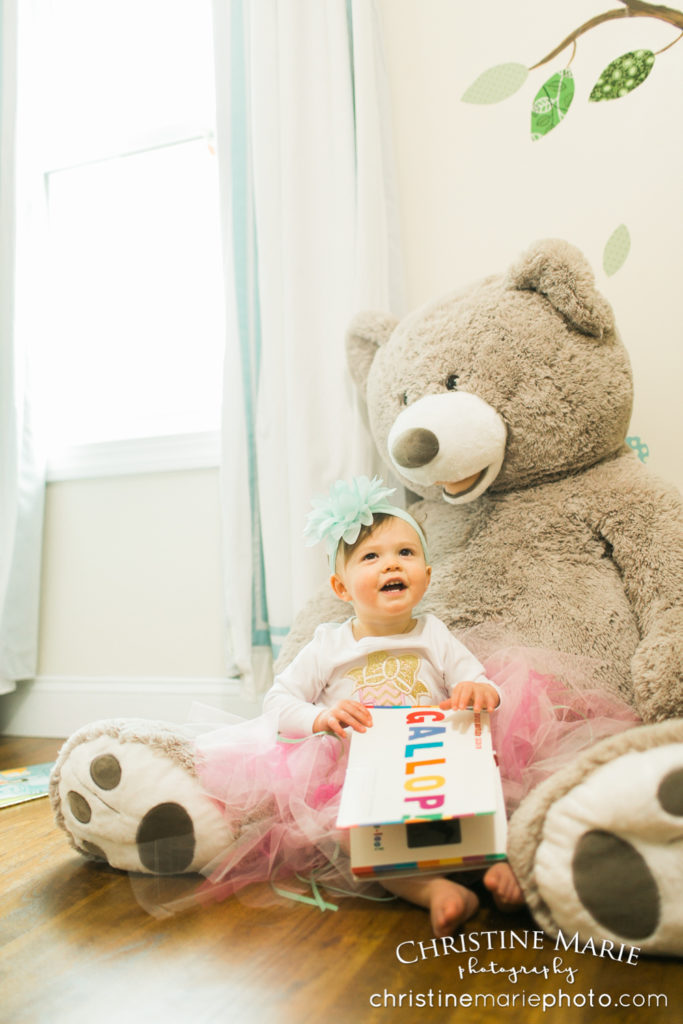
[345,311,399,397]
[506,239,614,340]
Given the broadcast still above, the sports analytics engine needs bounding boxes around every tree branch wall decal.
[462,1,683,141]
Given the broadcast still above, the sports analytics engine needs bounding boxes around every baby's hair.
[335,512,428,569]
[336,512,392,568]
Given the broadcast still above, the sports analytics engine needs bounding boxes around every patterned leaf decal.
[461,62,528,104]
[589,50,655,101]
[531,69,575,140]
[603,224,631,276]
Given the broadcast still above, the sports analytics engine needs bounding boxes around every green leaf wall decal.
[461,62,529,104]
[589,50,655,101]
[531,68,575,140]
[603,224,631,276]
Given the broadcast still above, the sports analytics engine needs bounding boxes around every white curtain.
[212,0,403,698]
[0,0,45,694]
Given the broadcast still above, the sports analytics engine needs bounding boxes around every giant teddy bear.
[50,239,683,954]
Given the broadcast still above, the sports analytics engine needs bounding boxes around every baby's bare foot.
[429,878,480,938]
[381,875,479,937]
[483,861,525,911]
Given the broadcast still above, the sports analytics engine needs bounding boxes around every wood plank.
[0,734,64,768]
[1,736,679,1023]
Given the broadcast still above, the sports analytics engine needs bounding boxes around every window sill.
[46,431,221,482]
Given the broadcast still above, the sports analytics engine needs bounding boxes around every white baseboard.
[0,675,262,738]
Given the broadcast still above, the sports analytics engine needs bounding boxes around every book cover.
[0,762,54,808]
[337,706,507,877]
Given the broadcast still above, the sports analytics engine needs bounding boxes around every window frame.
[45,430,221,483]
[23,0,224,482]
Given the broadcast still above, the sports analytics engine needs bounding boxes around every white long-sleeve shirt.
[263,613,497,736]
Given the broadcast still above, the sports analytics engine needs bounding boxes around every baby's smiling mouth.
[381,580,407,592]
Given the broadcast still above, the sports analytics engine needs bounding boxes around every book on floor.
[0,762,54,808]
[336,706,507,878]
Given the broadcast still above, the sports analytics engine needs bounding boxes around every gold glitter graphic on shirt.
[347,651,430,705]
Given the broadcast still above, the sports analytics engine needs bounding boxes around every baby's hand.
[440,681,500,713]
[313,700,373,738]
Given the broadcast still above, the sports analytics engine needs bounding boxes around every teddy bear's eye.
[446,374,459,391]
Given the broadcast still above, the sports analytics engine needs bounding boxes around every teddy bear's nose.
[391,428,440,468]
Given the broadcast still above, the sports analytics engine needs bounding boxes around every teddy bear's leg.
[507,720,683,956]
[50,719,234,875]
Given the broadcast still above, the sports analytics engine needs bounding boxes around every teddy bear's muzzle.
[387,391,506,503]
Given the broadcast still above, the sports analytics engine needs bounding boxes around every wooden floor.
[1,735,681,1024]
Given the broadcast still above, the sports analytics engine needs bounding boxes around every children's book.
[0,762,54,808]
[336,706,507,878]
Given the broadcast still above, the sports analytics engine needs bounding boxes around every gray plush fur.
[278,238,682,719]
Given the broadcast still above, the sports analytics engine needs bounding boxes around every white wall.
[1,469,261,737]
[378,0,683,490]
[38,470,226,678]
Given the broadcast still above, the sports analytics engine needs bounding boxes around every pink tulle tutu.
[484,649,640,811]
[190,650,640,902]
[192,712,360,905]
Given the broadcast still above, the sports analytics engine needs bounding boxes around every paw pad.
[534,742,683,953]
[90,754,122,790]
[572,830,660,939]
[80,840,108,862]
[136,803,196,874]
[657,766,683,817]
[68,790,92,823]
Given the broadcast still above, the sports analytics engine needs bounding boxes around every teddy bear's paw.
[632,608,683,722]
[509,721,683,956]
[50,720,234,875]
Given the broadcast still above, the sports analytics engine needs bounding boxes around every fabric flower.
[304,476,397,558]
[304,475,429,568]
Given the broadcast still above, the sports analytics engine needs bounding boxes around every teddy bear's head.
[347,239,633,503]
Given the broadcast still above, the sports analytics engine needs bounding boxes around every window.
[23,0,224,478]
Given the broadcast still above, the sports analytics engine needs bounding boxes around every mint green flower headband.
[304,475,429,569]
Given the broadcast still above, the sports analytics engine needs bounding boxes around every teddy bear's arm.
[590,456,683,722]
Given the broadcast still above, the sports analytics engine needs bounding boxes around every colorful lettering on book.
[402,708,447,820]
[401,708,483,821]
